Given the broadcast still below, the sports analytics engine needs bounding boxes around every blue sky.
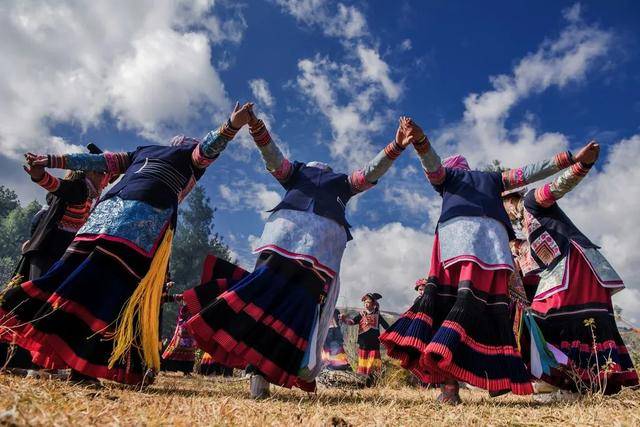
[1,0,639,316]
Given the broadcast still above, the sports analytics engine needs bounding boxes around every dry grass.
[0,373,639,426]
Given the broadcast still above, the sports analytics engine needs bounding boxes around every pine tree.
[0,186,42,284]
[163,185,231,337]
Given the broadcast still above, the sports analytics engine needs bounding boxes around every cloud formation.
[434,5,613,168]
[0,0,245,157]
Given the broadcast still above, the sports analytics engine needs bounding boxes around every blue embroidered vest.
[434,169,515,240]
[269,162,354,240]
[523,190,597,271]
[103,144,203,212]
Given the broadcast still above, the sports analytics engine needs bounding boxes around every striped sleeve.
[413,135,445,186]
[195,120,240,168]
[348,140,406,194]
[250,119,293,183]
[33,171,60,192]
[534,162,592,207]
[502,150,574,190]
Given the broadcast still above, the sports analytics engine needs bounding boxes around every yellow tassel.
[108,227,174,371]
[0,274,24,303]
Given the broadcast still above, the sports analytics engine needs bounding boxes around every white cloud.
[296,51,400,166]
[0,0,245,158]
[274,0,367,40]
[339,222,435,313]
[561,135,640,321]
[249,79,275,107]
[356,45,402,101]
[218,181,281,220]
[400,38,412,51]
[434,5,613,168]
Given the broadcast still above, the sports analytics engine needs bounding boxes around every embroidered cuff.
[34,171,60,192]
[47,154,66,169]
[250,120,272,147]
[502,168,526,189]
[104,152,131,175]
[383,140,405,160]
[271,158,293,181]
[219,119,240,140]
[349,169,376,193]
[553,151,574,169]
[571,162,591,177]
[534,184,556,208]
[192,146,217,168]
[425,165,446,185]
[413,135,430,155]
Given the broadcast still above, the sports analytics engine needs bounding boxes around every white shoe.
[250,374,271,399]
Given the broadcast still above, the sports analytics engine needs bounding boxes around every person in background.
[342,293,389,386]
[321,309,352,372]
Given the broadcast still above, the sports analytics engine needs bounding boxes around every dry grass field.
[0,372,639,426]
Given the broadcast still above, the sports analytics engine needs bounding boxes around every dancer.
[503,141,639,394]
[0,102,252,385]
[321,309,352,372]
[185,112,414,398]
[15,144,108,282]
[1,145,109,373]
[161,304,196,375]
[343,293,389,386]
[381,118,594,403]
[379,279,431,384]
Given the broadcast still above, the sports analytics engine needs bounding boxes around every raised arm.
[530,142,599,208]
[349,117,413,194]
[23,164,89,203]
[501,151,574,191]
[248,112,293,185]
[192,102,251,169]
[27,151,131,176]
[404,120,446,186]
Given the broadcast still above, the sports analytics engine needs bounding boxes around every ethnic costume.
[345,294,389,378]
[15,147,106,283]
[185,119,406,391]
[514,162,639,394]
[380,279,433,383]
[2,166,106,370]
[161,305,196,374]
[381,136,578,396]
[0,121,239,384]
[321,310,352,371]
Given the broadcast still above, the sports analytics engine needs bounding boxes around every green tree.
[163,185,231,337]
[483,159,507,173]
[0,186,42,284]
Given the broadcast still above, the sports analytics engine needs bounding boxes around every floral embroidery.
[531,231,561,265]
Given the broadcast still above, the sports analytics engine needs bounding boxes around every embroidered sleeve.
[33,171,60,192]
[348,140,406,195]
[195,120,240,168]
[250,119,293,183]
[103,152,132,175]
[48,153,111,172]
[413,135,445,186]
[502,151,574,190]
[533,162,592,208]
